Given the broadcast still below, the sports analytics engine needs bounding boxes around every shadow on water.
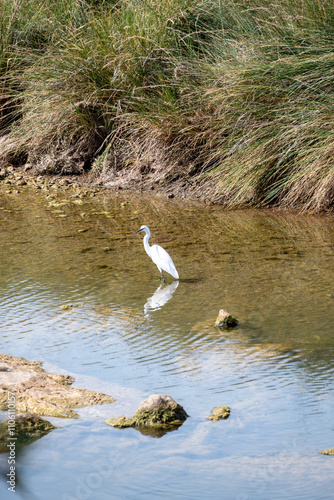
[0,447,35,500]
[178,278,203,284]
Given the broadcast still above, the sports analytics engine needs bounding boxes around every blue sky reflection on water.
[0,186,334,500]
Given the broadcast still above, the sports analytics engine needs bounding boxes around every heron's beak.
[135,228,143,234]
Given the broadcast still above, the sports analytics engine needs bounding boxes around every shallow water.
[0,184,334,500]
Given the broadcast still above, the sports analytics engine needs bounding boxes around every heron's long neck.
[143,232,151,257]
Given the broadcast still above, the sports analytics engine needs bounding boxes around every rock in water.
[0,353,115,418]
[214,309,239,329]
[134,394,188,424]
[0,413,56,453]
[207,405,231,421]
[319,447,334,456]
[105,394,188,437]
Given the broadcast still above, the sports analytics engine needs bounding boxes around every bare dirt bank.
[0,161,218,206]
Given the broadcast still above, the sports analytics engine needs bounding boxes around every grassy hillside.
[1,0,334,212]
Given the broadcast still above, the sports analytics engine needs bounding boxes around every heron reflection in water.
[144,281,179,317]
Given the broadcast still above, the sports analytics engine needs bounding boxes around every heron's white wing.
[151,244,179,279]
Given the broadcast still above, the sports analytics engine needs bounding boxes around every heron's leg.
[160,271,165,282]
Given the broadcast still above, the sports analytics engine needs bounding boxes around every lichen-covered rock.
[105,415,133,428]
[60,304,74,311]
[319,447,334,456]
[214,309,239,329]
[0,413,56,453]
[134,394,188,424]
[0,413,55,437]
[0,353,115,418]
[105,394,188,436]
[207,405,231,421]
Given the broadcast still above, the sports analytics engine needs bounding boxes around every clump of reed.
[1,0,334,212]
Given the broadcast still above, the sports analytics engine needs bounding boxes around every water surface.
[0,184,334,500]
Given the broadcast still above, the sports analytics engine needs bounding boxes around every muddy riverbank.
[0,162,205,205]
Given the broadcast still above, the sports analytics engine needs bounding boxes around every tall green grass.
[1,0,334,211]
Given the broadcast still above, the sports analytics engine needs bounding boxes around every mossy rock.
[0,353,115,418]
[60,304,74,311]
[105,394,188,436]
[207,405,231,421]
[0,413,56,453]
[214,309,239,329]
[1,413,56,436]
[319,447,334,456]
[105,415,134,428]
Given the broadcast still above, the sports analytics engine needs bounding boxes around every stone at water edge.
[0,353,115,418]
[0,413,56,453]
[214,309,239,329]
[105,394,189,429]
[0,413,56,436]
[207,405,231,421]
[319,447,334,456]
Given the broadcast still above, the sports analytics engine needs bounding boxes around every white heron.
[136,225,179,280]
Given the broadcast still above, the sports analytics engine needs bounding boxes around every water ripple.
[1,189,334,500]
